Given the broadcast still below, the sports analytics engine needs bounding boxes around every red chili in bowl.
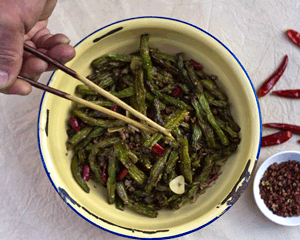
[82,165,91,181]
[190,59,203,70]
[259,160,300,217]
[70,117,81,131]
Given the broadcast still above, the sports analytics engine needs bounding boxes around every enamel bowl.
[38,17,261,239]
[253,151,300,226]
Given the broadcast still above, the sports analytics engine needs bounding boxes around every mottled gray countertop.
[1,0,300,239]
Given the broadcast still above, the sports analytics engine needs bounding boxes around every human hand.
[0,0,75,95]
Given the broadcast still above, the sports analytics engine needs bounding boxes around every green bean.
[145,147,172,193]
[194,153,219,189]
[204,91,215,101]
[72,109,126,128]
[92,53,132,68]
[88,148,104,185]
[77,149,86,165]
[191,122,202,151]
[76,85,134,98]
[127,200,158,218]
[197,93,229,146]
[192,154,204,169]
[151,52,177,64]
[159,84,177,94]
[177,53,191,84]
[200,79,227,101]
[185,61,204,94]
[74,127,104,152]
[153,97,164,126]
[146,79,191,110]
[146,92,166,110]
[191,97,216,149]
[179,136,193,183]
[180,121,190,131]
[144,109,189,149]
[219,108,241,132]
[215,116,238,138]
[114,142,147,185]
[110,87,135,98]
[222,143,238,158]
[152,66,174,84]
[85,137,121,151]
[172,127,182,142]
[68,126,93,146]
[127,151,139,164]
[122,75,134,87]
[165,151,179,174]
[76,77,114,94]
[76,100,115,109]
[208,100,228,108]
[186,63,228,146]
[140,34,154,85]
[115,196,125,211]
[71,154,90,193]
[195,70,209,79]
[116,182,129,203]
[151,54,179,75]
[139,155,152,169]
[178,83,190,94]
[174,153,217,210]
[134,68,147,115]
[107,149,118,204]
[167,169,177,184]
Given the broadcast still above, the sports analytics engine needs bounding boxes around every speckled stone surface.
[1,0,300,239]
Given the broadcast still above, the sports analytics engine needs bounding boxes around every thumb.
[0,22,24,90]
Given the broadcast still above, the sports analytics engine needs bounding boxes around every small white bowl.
[253,151,300,226]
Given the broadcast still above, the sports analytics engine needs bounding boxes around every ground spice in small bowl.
[259,160,300,217]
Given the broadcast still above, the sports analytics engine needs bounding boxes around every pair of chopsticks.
[21,44,174,140]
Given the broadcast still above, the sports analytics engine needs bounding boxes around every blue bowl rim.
[37,16,262,239]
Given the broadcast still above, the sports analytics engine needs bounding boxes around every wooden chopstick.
[18,75,157,134]
[24,43,174,140]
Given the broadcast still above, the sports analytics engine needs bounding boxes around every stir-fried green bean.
[71,154,90,193]
[67,33,241,218]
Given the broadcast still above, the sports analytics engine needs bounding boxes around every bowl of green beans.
[38,17,261,239]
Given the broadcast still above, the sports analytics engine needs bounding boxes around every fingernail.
[0,70,9,88]
[61,39,71,44]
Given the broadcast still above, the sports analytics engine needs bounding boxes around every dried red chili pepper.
[263,123,300,135]
[286,29,300,47]
[152,143,165,156]
[190,59,203,70]
[172,88,181,97]
[82,165,90,181]
[207,172,221,185]
[257,55,288,98]
[272,89,300,98]
[298,140,300,144]
[111,106,119,112]
[70,117,81,131]
[118,169,128,180]
[102,160,108,182]
[261,130,292,147]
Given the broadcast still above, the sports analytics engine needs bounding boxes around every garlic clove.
[169,175,185,194]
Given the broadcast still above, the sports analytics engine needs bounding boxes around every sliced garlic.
[169,175,185,194]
